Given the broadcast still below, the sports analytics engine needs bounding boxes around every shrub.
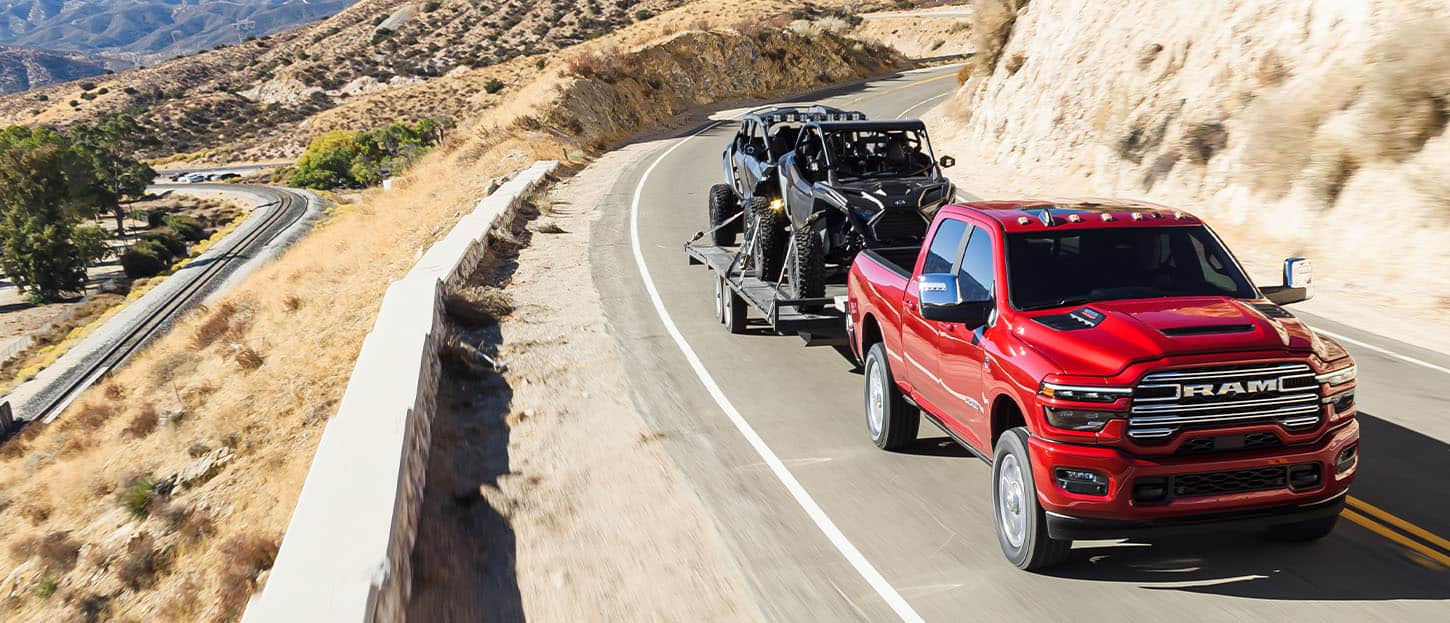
[141,230,186,258]
[162,214,206,242]
[216,534,279,617]
[35,576,57,598]
[144,209,166,228]
[81,91,97,101]
[120,477,157,518]
[80,82,96,91]
[234,346,265,370]
[969,0,1026,78]
[35,93,47,101]
[117,532,161,590]
[121,241,169,277]
[423,0,441,11]
[123,404,158,438]
[635,9,654,20]
[484,78,505,94]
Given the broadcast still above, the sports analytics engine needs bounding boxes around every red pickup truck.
[846,199,1359,570]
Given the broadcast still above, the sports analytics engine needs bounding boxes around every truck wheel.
[708,184,739,246]
[993,428,1072,571]
[748,197,786,281]
[788,224,826,310]
[1267,515,1339,542]
[723,286,748,334]
[865,342,918,450]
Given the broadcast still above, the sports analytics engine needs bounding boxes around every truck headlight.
[1044,407,1121,432]
[1038,382,1131,403]
[1314,364,1356,386]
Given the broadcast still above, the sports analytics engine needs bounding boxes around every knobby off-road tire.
[993,428,1072,571]
[865,342,918,451]
[708,184,740,246]
[789,224,826,309]
[748,197,786,281]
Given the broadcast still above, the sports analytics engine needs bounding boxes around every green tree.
[290,130,366,189]
[0,126,99,302]
[68,115,156,240]
[73,224,113,265]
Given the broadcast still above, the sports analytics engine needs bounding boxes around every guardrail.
[245,161,558,622]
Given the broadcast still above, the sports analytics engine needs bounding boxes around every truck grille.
[1173,466,1288,497]
[868,209,927,243]
[1174,431,1284,455]
[1128,363,1321,441]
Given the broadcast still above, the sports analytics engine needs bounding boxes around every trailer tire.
[708,184,739,246]
[865,342,918,451]
[713,275,726,324]
[723,287,748,334]
[789,224,826,311]
[993,428,1072,571]
[748,197,786,281]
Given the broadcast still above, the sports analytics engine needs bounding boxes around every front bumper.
[1028,419,1358,538]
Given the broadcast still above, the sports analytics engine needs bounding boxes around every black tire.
[708,184,739,246]
[992,428,1072,571]
[864,342,918,451]
[747,197,786,281]
[1267,514,1339,542]
[723,287,748,334]
[788,224,826,309]
[713,275,726,324]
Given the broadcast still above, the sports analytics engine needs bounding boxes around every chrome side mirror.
[919,273,992,326]
[1262,257,1313,306]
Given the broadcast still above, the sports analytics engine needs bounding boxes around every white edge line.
[1310,326,1450,377]
[629,123,926,623]
[895,92,949,119]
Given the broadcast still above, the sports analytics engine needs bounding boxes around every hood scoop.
[1160,323,1256,337]
[1032,307,1106,331]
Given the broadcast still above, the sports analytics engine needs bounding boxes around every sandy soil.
[409,151,760,621]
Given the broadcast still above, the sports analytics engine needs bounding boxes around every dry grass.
[123,403,159,439]
[215,533,279,618]
[968,0,1026,78]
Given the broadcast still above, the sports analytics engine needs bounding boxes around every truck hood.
[1014,297,1315,377]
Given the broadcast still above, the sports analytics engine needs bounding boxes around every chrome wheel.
[997,453,1028,549]
[866,357,885,439]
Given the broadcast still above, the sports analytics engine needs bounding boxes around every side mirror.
[939,155,956,169]
[1261,257,1313,306]
[919,273,992,326]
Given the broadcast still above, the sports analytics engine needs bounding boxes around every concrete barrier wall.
[246,161,558,622]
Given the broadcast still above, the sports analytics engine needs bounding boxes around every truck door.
[900,216,968,419]
[782,127,825,229]
[934,225,997,448]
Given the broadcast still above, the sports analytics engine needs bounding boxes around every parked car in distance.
[847,199,1358,570]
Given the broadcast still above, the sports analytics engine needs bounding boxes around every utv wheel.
[723,286,747,334]
[1267,515,1339,542]
[747,197,786,281]
[708,184,740,246]
[993,428,1072,571]
[788,224,826,310]
[864,342,918,450]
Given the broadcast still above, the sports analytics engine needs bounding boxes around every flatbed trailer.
[685,241,846,342]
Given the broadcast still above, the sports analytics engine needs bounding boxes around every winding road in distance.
[593,64,1450,622]
[3,183,317,425]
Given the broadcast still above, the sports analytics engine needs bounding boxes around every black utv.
[709,105,867,278]
[775,119,954,299]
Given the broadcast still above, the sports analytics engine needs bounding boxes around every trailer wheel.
[788,224,826,311]
[865,342,917,450]
[993,428,1072,571]
[708,184,740,246]
[713,275,726,324]
[723,287,748,334]
[748,197,786,281]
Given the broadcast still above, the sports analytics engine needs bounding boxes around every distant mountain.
[0,44,125,93]
[0,0,358,58]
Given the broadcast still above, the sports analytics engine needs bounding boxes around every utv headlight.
[1314,364,1356,386]
[1044,407,1122,432]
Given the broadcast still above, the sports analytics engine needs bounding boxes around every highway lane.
[593,64,1450,621]
[3,184,317,424]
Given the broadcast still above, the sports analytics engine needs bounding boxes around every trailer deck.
[686,242,846,341]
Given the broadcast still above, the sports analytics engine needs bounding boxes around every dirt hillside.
[925,0,1450,349]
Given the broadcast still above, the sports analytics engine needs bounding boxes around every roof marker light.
[1100,213,1114,222]
[1017,216,1032,225]
[1131,212,1144,221]
[1068,214,1082,223]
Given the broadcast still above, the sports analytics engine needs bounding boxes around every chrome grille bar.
[1128,363,1322,439]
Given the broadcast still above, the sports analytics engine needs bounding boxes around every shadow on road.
[1047,410,1450,601]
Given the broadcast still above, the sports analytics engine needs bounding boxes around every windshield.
[823,128,935,180]
[1006,226,1257,311]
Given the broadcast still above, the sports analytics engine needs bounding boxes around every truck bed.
[858,246,919,279]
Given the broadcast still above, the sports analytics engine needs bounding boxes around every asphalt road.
[592,65,1450,621]
[4,184,316,424]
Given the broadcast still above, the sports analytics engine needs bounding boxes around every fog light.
[1288,463,1322,491]
[1325,390,1356,414]
[1054,468,1109,496]
[1132,477,1169,503]
[1044,407,1121,432]
[1336,445,1358,474]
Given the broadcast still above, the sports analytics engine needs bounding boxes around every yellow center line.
[845,72,958,105]
[1347,496,1450,552]
[1342,508,1450,568]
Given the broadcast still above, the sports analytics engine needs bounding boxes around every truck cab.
[846,200,1358,570]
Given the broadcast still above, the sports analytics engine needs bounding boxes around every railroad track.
[27,184,311,424]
